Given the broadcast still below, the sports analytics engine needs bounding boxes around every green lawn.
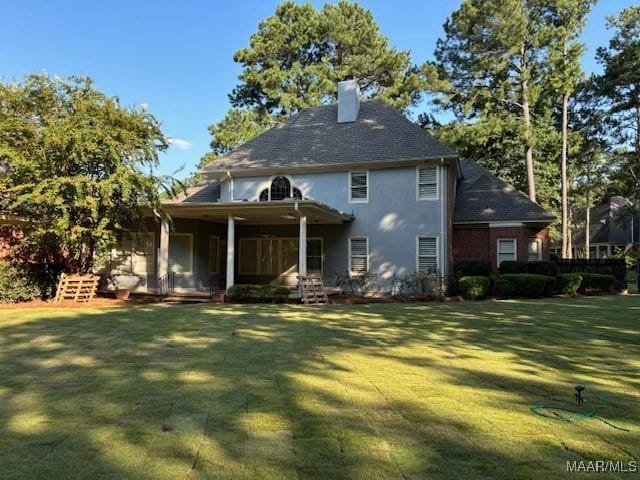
[1,297,639,479]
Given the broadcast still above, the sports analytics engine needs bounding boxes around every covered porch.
[157,200,353,294]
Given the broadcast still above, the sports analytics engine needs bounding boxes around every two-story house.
[105,80,555,295]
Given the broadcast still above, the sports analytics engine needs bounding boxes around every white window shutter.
[418,167,438,199]
[417,237,438,273]
[350,238,369,273]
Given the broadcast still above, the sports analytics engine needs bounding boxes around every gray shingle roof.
[572,196,638,245]
[165,181,221,204]
[454,159,556,223]
[200,99,456,173]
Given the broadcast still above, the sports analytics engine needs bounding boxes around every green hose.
[531,403,631,432]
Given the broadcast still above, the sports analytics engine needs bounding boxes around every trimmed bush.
[499,261,527,275]
[497,273,554,298]
[527,261,558,277]
[458,276,490,300]
[453,259,491,279]
[225,284,291,303]
[578,273,615,293]
[0,261,41,303]
[556,273,582,295]
[555,259,627,290]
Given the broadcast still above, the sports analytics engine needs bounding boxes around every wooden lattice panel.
[54,273,99,303]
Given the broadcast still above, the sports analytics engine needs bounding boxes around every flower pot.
[114,288,130,301]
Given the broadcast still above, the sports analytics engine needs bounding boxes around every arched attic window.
[270,176,291,200]
[258,176,304,201]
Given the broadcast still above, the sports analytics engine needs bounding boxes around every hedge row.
[456,271,616,300]
[225,284,291,303]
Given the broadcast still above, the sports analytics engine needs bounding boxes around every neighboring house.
[553,196,639,259]
[105,80,555,294]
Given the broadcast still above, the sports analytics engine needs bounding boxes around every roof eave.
[199,154,459,178]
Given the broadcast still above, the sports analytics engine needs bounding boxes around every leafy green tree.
[543,0,595,258]
[595,6,640,212]
[434,0,551,201]
[0,74,177,273]
[199,0,434,171]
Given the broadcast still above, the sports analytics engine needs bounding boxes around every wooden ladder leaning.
[299,273,329,305]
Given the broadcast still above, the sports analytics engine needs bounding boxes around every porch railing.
[158,271,175,297]
[209,273,221,298]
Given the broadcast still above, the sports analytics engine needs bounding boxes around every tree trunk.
[585,167,591,259]
[561,92,570,258]
[522,77,536,202]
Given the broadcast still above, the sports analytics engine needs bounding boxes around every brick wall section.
[0,228,22,260]
[453,224,550,271]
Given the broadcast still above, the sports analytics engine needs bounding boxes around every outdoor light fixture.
[575,385,585,407]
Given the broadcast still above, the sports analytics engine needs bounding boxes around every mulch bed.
[0,293,161,309]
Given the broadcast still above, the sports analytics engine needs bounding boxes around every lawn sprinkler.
[531,384,631,432]
[574,385,585,407]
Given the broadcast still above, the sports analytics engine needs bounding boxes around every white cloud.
[167,137,193,150]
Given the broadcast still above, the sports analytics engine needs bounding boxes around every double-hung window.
[527,238,542,261]
[417,237,438,273]
[349,237,369,274]
[497,239,517,266]
[349,171,368,203]
[417,166,438,200]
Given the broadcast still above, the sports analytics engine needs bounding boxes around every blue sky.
[1,0,635,179]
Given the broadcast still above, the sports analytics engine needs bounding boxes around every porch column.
[158,217,170,279]
[226,215,235,290]
[299,215,307,278]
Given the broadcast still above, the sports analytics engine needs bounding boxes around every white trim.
[348,170,369,203]
[169,233,194,274]
[440,159,446,276]
[208,235,220,274]
[527,237,542,261]
[226,215,235,289]
[416,165,439,201]
[454,220,551,225]
[416,235,440,273]
[496,237,517,267]
[489,222,524,228]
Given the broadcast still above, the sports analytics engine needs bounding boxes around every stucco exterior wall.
[230,163,448,288]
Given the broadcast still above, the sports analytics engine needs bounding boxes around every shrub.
[402,270,447,296]
[555,259,627,290]
[556,273,582,295]
[226,284,291,303]
[0,261,41,303]
[578,273,615,293]
[499,261,527,274]
[527,261,558,277]
[453,259,491,279]
[497,273,554,298]
[332,271,380,294]
[458,276,490,300]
